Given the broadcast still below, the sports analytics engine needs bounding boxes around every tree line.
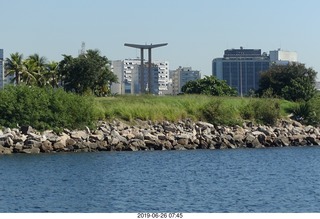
[5,49,318,102]
[182,62,318,102]
[4,49,118,96]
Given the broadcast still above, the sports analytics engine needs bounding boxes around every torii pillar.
[124,43,168,94]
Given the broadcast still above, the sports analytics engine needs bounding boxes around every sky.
[1,0,320,78]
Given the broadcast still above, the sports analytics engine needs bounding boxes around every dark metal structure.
[124,43,168,93]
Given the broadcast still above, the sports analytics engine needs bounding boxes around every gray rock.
[0,133,14,141]
[13,143,23,153]
[53,142,66,150]
[278,136,290,146]
[157,133,167,141]
[143,131,158,142]
[66,138,76,147]
[71,130,88,140]
[44,132,61,143]
[306,136,320,145]
[129,139,147,151]
[20,126,33,135]
[177,138,189,145]
[24,139,42,148]
[22,147,40,154]
[245,134,256,143]
[196,121,214,129]
[5,137,14,147]
[293,121,303,127]
[111,130,128,144]
[41,140,53,152]
[28,133,42,141]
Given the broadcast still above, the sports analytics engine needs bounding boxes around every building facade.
[172,67,201,95]
[270,49,298,65]
[110,59,169,95]
[212,48,270,96]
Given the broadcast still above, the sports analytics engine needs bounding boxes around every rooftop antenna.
[79,41,86,55]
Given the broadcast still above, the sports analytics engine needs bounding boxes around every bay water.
[1,147,320,212]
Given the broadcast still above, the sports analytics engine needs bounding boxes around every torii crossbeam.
[124,43,168,93]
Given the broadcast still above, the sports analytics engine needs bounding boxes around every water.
[1,147,320,212]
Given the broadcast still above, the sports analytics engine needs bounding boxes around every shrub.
[0,85,98,130]
[240,98,280,125]
[290,94,320,125]
[200,98,240,126]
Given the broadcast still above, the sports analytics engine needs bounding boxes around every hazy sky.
[1,0,320,77]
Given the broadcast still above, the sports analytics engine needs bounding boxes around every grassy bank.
[95,95,297,125]
[0,85,299,131]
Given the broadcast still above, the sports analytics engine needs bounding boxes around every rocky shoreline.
[1,119,320,155]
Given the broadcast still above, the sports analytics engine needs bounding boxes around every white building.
[270,49,298,65]
[110,59,169,95]
[172,67,201,95]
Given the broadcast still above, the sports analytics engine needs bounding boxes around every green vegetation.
[3,50,319,129]
[181,75,237,96]
[58,50,118,96]
[5,50,118,96]
[0,86,316,130]
[258,63,317,101]
[0,85,100,131]
[95,95,294,126]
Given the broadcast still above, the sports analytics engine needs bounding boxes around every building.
[0,49,4,89]
[212,47,270,96]
[110,59,169,95]
[172,67,201,95]
[270,49,298,65]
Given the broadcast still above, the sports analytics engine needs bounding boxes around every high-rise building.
[110,59,169,95]
[212,47,270,96]
[270,49,298,65]
[172,67,201,95]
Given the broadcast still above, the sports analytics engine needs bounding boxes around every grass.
[95,95,296,125]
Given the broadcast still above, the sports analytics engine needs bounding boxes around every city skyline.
[1,0,320,78]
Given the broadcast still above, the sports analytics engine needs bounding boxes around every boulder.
[71,130,88,140]
[24,139,42,148]
[20,126,33,135]
[22,147,40,154]
[53,142,66,150]
[28,133,43,141]
[128,139,147,151]
[157,133,167,141]
[196,121,214,129]
[66,138,77,147]
[143,131,158,142]
[111,130,128,144]
[13,143,23,153]
[43,131,61,143]
[41,140,53,153]
[177,138,189,145]
[306,136,320,145]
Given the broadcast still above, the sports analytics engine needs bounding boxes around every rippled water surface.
[1,147,320,212]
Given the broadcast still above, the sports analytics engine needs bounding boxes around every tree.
[258,63,317,101]
[5,52,24,85]
[27,53,48,87]
[58,49,118,96]
[45,61,59,88]
[181,75,237,96]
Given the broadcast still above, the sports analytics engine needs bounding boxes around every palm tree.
[45,61,59,88]
[21,59,37,85]
[5,52,24,84]
[27,53,48,87]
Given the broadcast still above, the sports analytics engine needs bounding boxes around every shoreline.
[1,119,320,155]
